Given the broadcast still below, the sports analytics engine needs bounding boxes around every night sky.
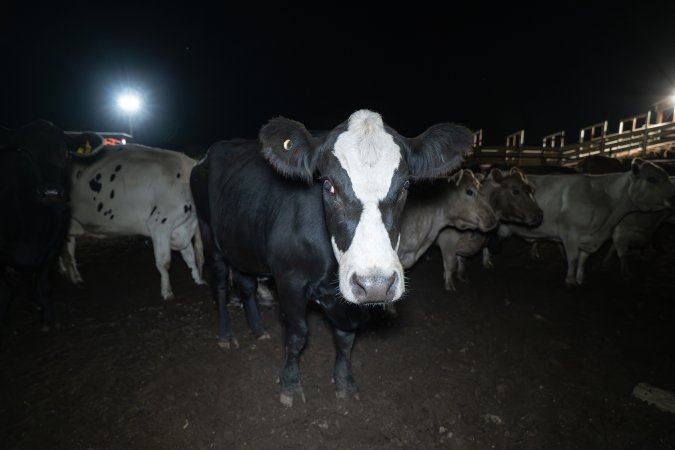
[3,3,675,150]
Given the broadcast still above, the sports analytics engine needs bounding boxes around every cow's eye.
[647,176,658,183]
[402,180,410,192]
[465,189,474,197]
[512,189,520,195]
[323,179,335,194]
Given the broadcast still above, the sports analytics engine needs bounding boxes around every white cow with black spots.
[60,143,205,299]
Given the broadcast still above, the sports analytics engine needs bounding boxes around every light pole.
[117,92,141,137]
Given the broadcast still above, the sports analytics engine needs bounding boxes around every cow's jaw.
[331,110,404,304]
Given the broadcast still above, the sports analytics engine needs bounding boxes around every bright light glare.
[117,94,140,112]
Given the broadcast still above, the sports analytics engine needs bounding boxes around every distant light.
[121,138,127,145]
[117,93,141,112]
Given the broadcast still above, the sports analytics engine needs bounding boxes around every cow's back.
[516,174,616,238]
[192,140,335,281]
[70,145,196,235]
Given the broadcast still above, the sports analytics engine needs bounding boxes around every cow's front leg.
[60,236,84,285]
[279,317,308,407]
[562,241,579,287]
[456,255,469,283]
[442,254,457,291]
[437,231,457,291]
[575,250,590,285]
[482,247,494,269]
[333,328,359,399]
[616,246,634,280]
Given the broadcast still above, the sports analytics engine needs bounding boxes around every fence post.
[642,111,652,156]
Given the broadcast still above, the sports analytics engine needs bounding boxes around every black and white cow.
[1,120,71,331]
[60,143,205,300]
[190,109,472,405]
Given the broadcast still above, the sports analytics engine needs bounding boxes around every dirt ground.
[2,227,675,450]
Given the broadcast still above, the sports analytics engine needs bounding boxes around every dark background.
[2,2,675,149]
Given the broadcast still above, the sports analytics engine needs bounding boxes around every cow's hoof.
[280,387,305,407]
[564,281,578,288]
[280,393,294,407]
[257,296,275,308]
[162,293,174,301]
[336,388,360,400]
[257,332,271,340]
[217,337,239,350]
[483,261,494,269]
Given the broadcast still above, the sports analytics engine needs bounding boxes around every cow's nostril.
[350,273,367,299]
[350,272,399,303]
[385,272,397,296]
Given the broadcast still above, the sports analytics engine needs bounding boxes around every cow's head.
[260,109,471,304]
[487,167,543,226]
[628,158,675,211]
[444,169,498,231]
[8,120,70,203]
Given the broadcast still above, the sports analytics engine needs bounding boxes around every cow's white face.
[322,110,406,304]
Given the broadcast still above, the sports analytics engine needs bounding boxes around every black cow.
[190,109,472,406]
[0,120,71,332]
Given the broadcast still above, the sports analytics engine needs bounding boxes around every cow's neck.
[398,183,461,269]
[482,180,503,218]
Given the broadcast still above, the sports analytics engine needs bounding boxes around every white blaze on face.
[332,110,404,303]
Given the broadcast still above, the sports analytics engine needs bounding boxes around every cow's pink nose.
[350,272,398,303]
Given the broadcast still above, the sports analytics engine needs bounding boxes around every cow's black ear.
[259,117,320,184]
[405,123,473,180]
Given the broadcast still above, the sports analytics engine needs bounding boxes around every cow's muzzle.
[528,210,544,226]
[350,272,399,304]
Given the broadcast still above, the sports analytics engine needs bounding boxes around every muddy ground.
[2,227,675,449]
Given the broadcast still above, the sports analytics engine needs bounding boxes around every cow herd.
[2,112,674,406]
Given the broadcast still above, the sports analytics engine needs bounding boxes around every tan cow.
[497,159,675,286]
[436,167,542,290]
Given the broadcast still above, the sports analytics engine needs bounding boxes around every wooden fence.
[467,121,675,168]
